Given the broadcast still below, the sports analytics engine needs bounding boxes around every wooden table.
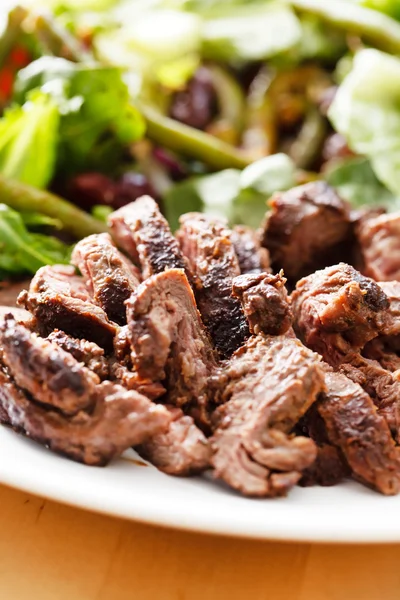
[0,484,399,600]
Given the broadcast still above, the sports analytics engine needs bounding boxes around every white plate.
[1,427,400,543]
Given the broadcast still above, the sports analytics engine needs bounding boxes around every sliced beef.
[0,366,171,466]
[357,212,400,281]
[137,406,211,475]
[232,271,292,335]
[126,268,217,424]
[109,360,166,400]
[71,233,140,325]
[110,325,166,400]
[47,330,109,380]
[0,315,98,416]
[339,354,400,440]
[108,196,186,278]
[378,281,400,338]
[363,338,400,373]
[210,334,324,497]
[231,226,270,275]
[300,444,348,487]
[262,181,352,281]
[18,265,116,351]
[291,263,389,366]
[176,213,248,358]
[316,368,400,495]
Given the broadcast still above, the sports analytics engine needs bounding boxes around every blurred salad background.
[1,0,400,278]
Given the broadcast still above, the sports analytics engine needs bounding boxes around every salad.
[1,0,400,279]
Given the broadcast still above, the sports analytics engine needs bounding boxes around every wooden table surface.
[0,484,399,600]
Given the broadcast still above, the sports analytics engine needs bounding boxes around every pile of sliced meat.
[4,183,400,498]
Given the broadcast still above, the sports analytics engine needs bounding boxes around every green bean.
[242,66,277,159]
[288,107,327,170]
[206,65,245,146]
[33,14,91,63]
[290,0,400,55]
[0,176,107,239]
[139,102,251,171]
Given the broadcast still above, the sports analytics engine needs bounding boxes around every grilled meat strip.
[0,366,171,466]
[126,268,217,423]
[210,334,324,497]
[108,196,186,278]
[316,368,400,495]
[232,271,292,336]
[291,264,400,438]
[291,263,389,366]
[71,233,140,325]
[300,443,348,487]
[231,225,270,275]
[357,212,400,281]
[262,181,352,281]
[18,265,116,351]
[363,338,400,373]
[47,330,110,380]
[177,213,248,358]
[137,406,211,475]
[0,315,98,416]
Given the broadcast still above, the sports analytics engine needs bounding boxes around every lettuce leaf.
[14,57,145,174]
[164,153,296,230]
[0,91,59,188]
[201,3,302,61]
[324,156,400,209]
[0,203,71,276]
[328,49,400,197]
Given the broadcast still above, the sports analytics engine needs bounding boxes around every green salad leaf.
[329,49,400,197]
[164,153,296,230]
[324,156,400,209]
[201,3,302,61]
[0,91,59,188]
[0,203,71,277]
[14,56,145,174]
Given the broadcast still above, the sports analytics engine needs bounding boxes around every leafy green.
[357,0,400,20]
[14,56,145,174]
[0,204,71,276]
[324,156,400,209]
[164,153,296,230]
[20,212,63,229]
[201,3,302,61]
[328,49,400,197]
[0,91,59,188]
[91,204,113,222]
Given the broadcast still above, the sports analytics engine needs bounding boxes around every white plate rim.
[1,427,400,543]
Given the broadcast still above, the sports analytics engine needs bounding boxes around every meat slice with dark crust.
[18,265,116,351]
[210,334,324,497]
[71,233,140,325]
[363,338,400,373]
[300,444,348,487]
[291,263,389,366]
[232,271,292,335]
[339,355,400,441]
[231,226,270,275]
[137,407,211,475]
[176,213,248,358]
[0,366,171,466]
[357,212,400,281]
[0,315,98,416]
[47,330,110,380]
[126,268,217,424]
[108,196,186,278]
[262,181,352,281]
[377,281,400,338]
[316,368,400,495]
